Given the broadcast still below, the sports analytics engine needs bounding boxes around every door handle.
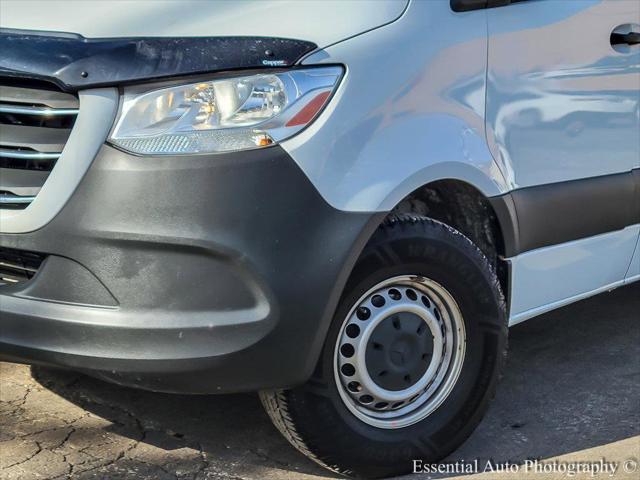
[611,30,640,46]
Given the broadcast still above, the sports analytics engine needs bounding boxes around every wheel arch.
[366,177,515,303]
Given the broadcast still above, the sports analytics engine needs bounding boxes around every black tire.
[260,214,507,478]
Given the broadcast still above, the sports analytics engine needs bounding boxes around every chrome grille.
[0,83,79,209]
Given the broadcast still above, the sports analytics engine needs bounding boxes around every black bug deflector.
[0,29,317,90]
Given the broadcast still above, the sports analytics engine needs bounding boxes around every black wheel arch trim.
[451,0,530,13]
[490,170,640,258]
[0,28,317,91]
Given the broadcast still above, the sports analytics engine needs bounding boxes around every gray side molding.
[0,88,118,233]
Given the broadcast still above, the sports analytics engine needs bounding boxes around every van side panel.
[509,226,640,325]
[486,0,640,187]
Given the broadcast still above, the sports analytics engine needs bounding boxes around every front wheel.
[261,215,507,478]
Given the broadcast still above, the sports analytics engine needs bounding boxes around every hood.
[0,0,408,48]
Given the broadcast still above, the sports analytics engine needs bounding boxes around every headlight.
[109,66,343,155]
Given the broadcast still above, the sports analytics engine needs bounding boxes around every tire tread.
[260,214,509,478]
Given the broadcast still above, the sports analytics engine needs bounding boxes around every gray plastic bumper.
[0,145,381,393]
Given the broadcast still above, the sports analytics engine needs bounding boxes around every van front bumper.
[0,145,380,393]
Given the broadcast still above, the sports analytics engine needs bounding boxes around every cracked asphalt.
[1,283,638,479]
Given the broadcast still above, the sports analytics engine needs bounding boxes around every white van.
[1,0,638,477]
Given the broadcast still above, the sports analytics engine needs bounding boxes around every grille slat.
[0,259,38,274]
[0,247,45,285]
[0,147,59,173]
[0,192,36,208]
[0,104,79,116]
[0,124,71,152]
[0,83,78,208]
[0,168,48,197]
[0,85,79,109]
[0,148,61,160]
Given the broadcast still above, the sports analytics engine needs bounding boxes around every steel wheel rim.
[334,275,466,429]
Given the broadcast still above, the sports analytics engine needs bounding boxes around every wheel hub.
[334,275,466,429]
[365,312,434,391]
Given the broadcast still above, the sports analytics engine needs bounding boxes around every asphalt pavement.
[1,283,638,479]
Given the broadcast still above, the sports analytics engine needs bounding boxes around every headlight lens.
[109,66,343,155]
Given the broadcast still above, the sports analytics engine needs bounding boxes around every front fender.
[281,0,510,213]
